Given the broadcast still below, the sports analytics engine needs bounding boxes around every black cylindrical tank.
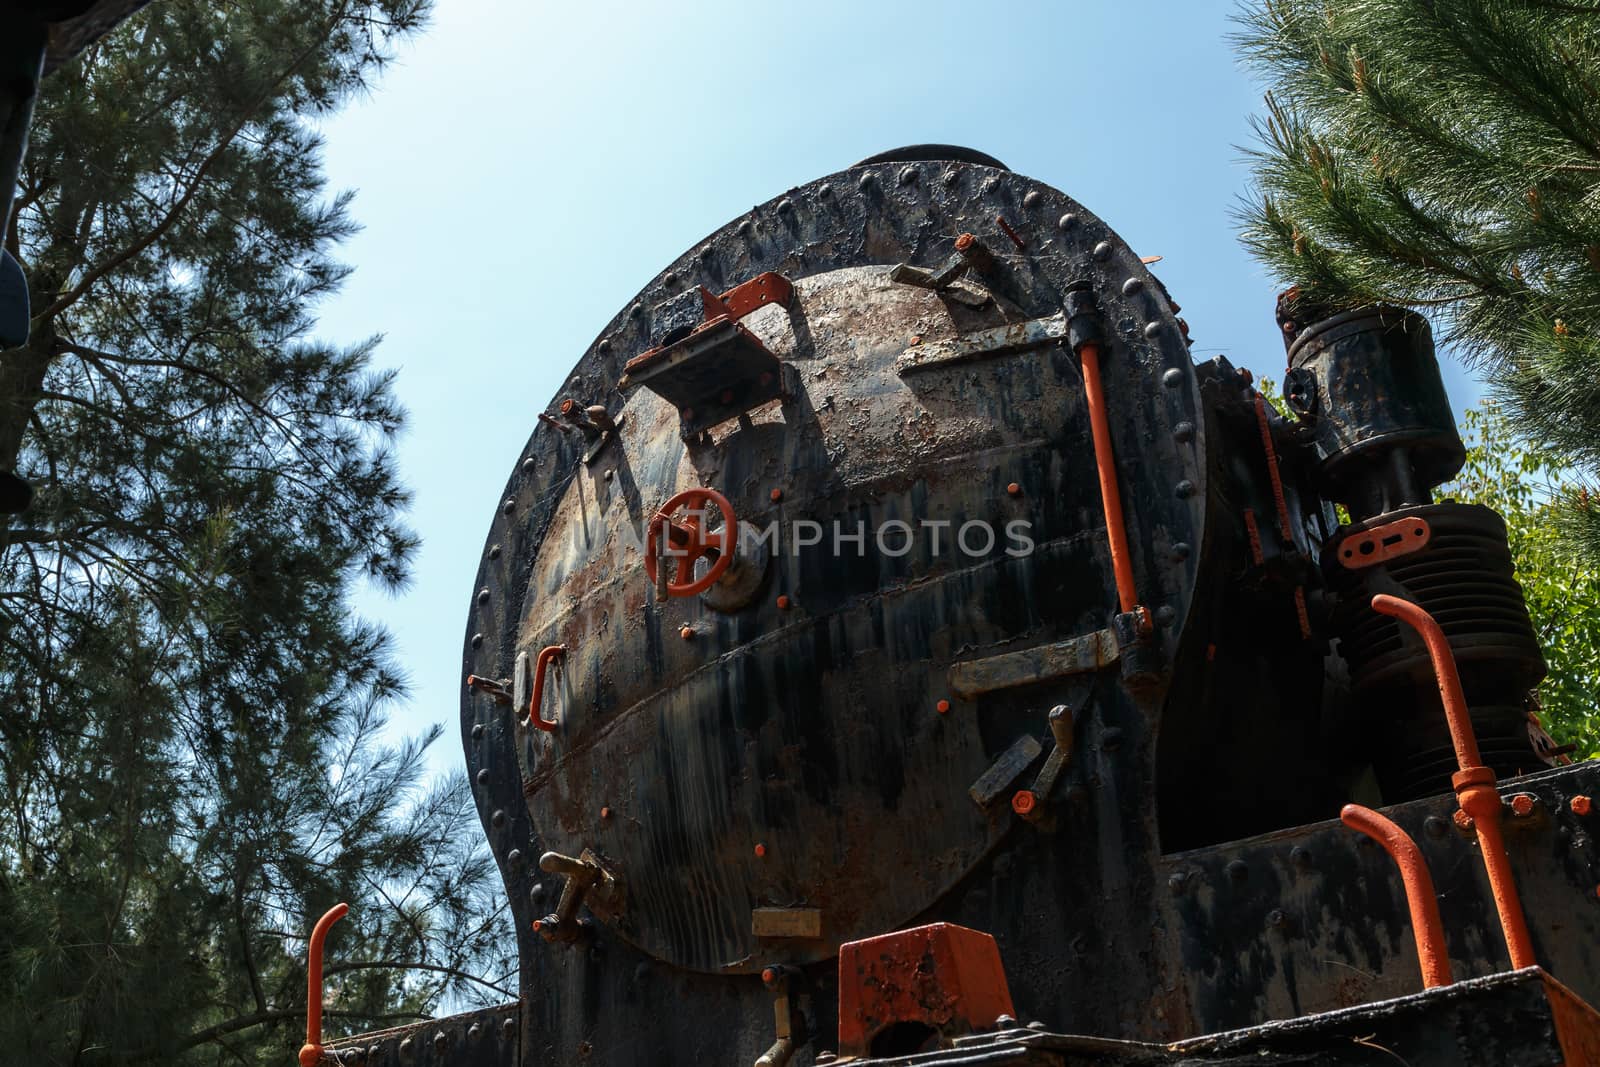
[1285,307,1464,519]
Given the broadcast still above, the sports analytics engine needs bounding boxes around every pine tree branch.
[322,960,515,999]
[121,1008,430,1063]
[32,0,357,325]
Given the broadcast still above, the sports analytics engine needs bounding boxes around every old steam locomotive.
[301,147,1600,1066]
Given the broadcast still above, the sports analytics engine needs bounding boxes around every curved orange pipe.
[527,644,566,733]
[1079,341,1138,614]
[1370,594,1536,971]
[299,902,349,1067]
[1370,594,1481,769]
[1340,804,1452,989]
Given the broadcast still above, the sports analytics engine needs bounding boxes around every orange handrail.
[1079,341,1137,614]
[1370,594,1536,970]
[1340,804,1452,989]
[298,902,349,1067]
[527,644,567,733]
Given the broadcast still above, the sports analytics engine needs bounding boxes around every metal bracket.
[896,310,1067,376]
[1336,516,1431,570]
[621,272,795,438]
[947,629,1117,699]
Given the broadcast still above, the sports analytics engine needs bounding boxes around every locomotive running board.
[317,966,1599,1065]
[872,967,1598,1065]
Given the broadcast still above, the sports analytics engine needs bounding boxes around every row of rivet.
[331,1013,515,1063]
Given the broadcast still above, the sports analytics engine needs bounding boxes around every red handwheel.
[644,487,737,598]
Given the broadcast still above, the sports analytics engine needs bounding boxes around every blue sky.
[312,0,1487,783]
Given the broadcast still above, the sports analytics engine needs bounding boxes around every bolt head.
[433,1033,448,1053]
[1573,795,1593,816]
[1011,790,1038,816]
[936,699,951,714]
[1122,277,1144,296]
[770,488,783,502]
[601,805,612,820]
[1226,859,1249,882]
[680,625,695,640]
[776,595,791,610]
[477,588,490,605]
[468,1024,481,1041]
[1143,321,1162,339]
[754,843,767,858]
[1023,190,1043,209]
[1511,793,1537,817]
[1092,240,1113,261]
[491,809,505,827]
[1006,482,1022,497]
[1162,367,1184,388]
[1454,809,1475,831]
[502,1018,516,1039]
[995,1014,1016,1027]
[475,768,490,785]
[1058,213,1077,230]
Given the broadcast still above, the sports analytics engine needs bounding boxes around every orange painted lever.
[1370,594,1537,971]
[1340,804,1452,989]
[528,645,566,733]
[298,902,349,1067]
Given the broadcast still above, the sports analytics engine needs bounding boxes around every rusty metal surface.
[485,211,1204,979]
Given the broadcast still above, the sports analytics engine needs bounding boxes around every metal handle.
[527,644,566,733]
[298,902,349,1067]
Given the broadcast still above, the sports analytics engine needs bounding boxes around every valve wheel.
[644,487,737,598]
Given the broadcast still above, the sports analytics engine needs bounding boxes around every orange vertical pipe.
[1370,594,1537,971]
[1079,341,1138,614]
[1340,804,1453,989]
[299,902,349,1067]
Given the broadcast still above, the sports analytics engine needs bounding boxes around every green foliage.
[1235,0,1600,561]
[0,3,512,1064]
[1441,403,1600,759]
